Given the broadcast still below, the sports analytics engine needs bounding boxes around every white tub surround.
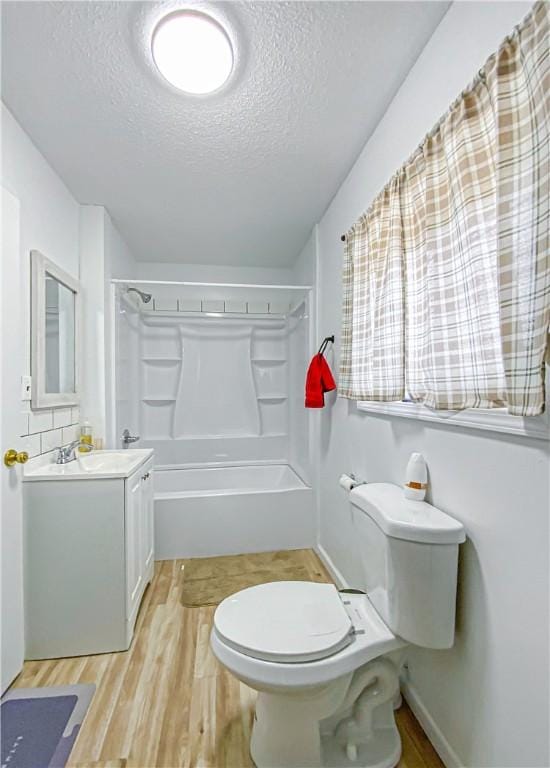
[154,464,314,559]
[112,281,316,559]
[23,451,154,659]
[113,282,313,471]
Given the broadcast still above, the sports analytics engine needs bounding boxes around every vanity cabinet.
[125,460,154,631]
[23,452,154,660]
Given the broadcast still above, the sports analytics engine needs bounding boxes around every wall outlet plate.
[21,375,32,401]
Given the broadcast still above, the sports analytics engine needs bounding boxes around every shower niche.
[114,282,313,482]
[140,326,181,440]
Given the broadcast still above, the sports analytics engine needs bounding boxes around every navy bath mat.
[1,684,95,768]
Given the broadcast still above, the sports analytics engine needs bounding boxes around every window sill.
[357,400,549,440]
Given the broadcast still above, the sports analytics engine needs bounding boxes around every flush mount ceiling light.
[151,10,233,95]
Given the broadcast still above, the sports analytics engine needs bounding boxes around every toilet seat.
[214,581,353,663]
[211,585,406,690]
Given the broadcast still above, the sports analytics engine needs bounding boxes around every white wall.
[2,104,83,456]
[79,206,107,442]
[80,205,138,444]
[104,210,137,444]
[291,229,317,286]
[313,3,549,767]
[136,261,295,285]
[289,229,319,489]
[2,104,79,371]
[2,103,137,452]
[107,214,137,280]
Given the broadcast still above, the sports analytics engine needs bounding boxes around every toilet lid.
[213,581,353,663]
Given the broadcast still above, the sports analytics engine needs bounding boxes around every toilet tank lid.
[350,483,465,544]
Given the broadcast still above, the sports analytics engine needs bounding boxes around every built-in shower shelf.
[257,395,288,401]
[141,357,181,363]
[141,397,177,402]
[252,358,287,364]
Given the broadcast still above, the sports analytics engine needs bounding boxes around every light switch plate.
[21,375,32,401]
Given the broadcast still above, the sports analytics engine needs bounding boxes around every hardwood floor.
[12,549,443,768]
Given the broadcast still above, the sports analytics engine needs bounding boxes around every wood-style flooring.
[12,549,443,768]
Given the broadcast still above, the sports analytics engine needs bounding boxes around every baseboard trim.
[315,544,349,589]
[401,681,462,768]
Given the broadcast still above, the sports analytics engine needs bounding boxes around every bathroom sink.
[77,451,139,473]
[23,449,154,482]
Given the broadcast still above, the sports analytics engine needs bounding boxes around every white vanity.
[23,449,154,659]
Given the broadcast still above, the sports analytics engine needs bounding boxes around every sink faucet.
[56,440,93,465]
[122,429,140,449]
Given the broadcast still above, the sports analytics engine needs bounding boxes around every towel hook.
[318,335,335,355]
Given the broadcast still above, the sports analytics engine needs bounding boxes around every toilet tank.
[350,483,465,649]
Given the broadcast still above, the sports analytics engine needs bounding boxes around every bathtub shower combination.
[113,281,315,559]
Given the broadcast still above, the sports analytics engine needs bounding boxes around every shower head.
[126,287,152,304]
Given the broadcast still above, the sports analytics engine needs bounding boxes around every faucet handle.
[54,440,92,464]
[54,444,73,464]
[122,429,140,447]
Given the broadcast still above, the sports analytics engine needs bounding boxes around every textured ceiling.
[1,1,449,267]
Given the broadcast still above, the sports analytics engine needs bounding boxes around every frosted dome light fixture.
[152,11,233,95]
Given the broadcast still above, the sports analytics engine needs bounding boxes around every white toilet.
[210,482,465,768]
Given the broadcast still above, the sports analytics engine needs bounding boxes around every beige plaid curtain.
[339,177,406,402]
[340,2,549,416]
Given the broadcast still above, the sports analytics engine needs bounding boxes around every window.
[340,3,549,425]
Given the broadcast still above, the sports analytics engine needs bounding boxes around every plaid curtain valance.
[340,2,549,416]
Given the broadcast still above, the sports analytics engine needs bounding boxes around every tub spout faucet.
[122,429,140,448]
[56,440,93,464]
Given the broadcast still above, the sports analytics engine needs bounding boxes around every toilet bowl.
[210,483,465,768]
[211,580,406,767]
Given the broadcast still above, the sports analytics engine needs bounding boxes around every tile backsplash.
[20,406,80,458]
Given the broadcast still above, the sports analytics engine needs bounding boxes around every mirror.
[45,273,76,393]
[31,251,80,408]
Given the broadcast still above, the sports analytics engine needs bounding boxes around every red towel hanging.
[305,352,336,408]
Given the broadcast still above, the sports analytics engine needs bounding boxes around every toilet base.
[250,658,402,768]
[251,701,400,768]
[321,705,401,768]
[321,730,400,768]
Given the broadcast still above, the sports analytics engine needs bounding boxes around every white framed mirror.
[31,250,81,409]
